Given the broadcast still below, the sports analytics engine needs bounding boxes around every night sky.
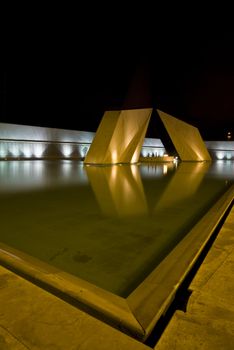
[1,19,233,141]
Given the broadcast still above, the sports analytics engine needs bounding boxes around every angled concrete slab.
[84,108,152,164]
[157,110,211,161]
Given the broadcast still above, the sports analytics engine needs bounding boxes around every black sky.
[1,17,234,141]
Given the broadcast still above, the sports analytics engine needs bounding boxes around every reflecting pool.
[0,160,233,297]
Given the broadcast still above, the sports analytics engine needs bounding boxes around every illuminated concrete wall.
[0,123,95,159]
[141,137,166,157]
[141,138,234,161]
[1,122,233,161]
[205,141,234,160]
[84,108,153,164]
[157,110,212,161]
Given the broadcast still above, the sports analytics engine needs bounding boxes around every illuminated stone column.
[157,109,212,161]
[84,108,153,164]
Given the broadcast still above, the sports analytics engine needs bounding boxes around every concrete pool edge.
[0,242,145,339]
[0,184,233,342]
[127,184,234,340]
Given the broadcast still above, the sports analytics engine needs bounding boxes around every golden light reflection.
[85,164,148,217]
[0,161,88,192]
[163,164,168,174]
[154,162,210,212]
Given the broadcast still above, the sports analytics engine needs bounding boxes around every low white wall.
[0,123,95,159]
[0,123,233,160]
[0,123,94,143]
[205,141,234,160]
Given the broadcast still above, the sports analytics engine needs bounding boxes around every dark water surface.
[0,160,233,296]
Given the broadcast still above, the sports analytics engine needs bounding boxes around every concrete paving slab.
[187,290,234,323]
[0,266,150,350]
[0,326,28,350]
[192,256,234,305]
[155,310,234,350]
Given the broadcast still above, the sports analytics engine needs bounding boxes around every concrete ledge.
[139,156,174,162]
[128,185,234,339]
[0,242,145,340]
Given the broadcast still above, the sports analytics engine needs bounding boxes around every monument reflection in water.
[0,160,232,297]
[83,160,230,295]
[85,164,148,217]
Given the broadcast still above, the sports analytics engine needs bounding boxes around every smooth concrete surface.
[84,108,152,164]
[0,123,95,143]
[155,202,234,349]
[205,140,234,160]
[157,109,211,161]
[0,265,149,350]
